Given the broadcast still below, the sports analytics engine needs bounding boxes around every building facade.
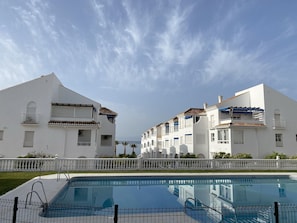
[141,84,297,159]
[0,73,117,158]
[142,108,209,158]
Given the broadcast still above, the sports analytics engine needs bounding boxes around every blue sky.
[1,0,297,141]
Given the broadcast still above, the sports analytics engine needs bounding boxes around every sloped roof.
[99,107,118,116]
[184,108,205,115]
[51,103,94,107]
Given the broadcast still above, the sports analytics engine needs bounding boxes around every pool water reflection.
[43,175,297,220]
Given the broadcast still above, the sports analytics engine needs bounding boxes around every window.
[165,123,169,134]
[151,128,154,135]
[165,140,169,147]
[211,133,215,142]
[174,118,179,131]
[78,129,91,146]
[23,131,34,147]
[185,134,193,144]
[233,130,244,144]
[25,101,37,123]
[185,116,192,127]
[173,137,179,146]
[0,130,3,141]
[218,129,229,144]
[101,135,112,146]
[275,133,283,147]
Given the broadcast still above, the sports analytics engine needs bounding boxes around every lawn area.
[0,172,54,196]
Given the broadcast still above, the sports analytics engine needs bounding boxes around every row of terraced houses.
[141,84,297,159]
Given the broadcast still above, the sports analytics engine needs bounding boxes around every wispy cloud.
[0,0,60,90]
[1,0,297,95]
[86,0,204,91]
[200,39,267,83]
[13,0,59,43]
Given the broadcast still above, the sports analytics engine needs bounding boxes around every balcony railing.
[220,118,264,126]
[273,119,286,129]
[21,113,39,125]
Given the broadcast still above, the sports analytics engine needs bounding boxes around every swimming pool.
[42,175,297,221]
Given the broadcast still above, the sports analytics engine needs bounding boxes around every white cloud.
[13,0,59,43]
[0,35,38,89]
[199,37,281,86]
[85,0,204,92]
[92,0,106,28]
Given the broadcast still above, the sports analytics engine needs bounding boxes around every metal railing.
[0,158,297,172]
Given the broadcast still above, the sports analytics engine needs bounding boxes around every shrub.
[213,152,231,159]
[118,153,128,158]
[18,151,54,158]
[231,153,252,159]
[264,151,288,159]
[127,152,137,158]
[180,153,196,158]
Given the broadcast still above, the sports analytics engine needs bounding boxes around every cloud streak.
[1,0,297,93]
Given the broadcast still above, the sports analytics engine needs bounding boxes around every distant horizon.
[116,139,141,143]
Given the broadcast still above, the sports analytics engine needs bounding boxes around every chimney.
[203,103,208,109]
[218,95,223,103]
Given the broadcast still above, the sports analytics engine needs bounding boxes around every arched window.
[25,101,36,122]
[274,109,281,127]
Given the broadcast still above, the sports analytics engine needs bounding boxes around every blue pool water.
[43,175,297,219]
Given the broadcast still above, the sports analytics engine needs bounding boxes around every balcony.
[220,117,264,125]
[273,119,286,130]
[218,107,265,128]
[22,113,39,125]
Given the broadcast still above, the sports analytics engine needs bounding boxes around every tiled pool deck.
[1,172,296,223]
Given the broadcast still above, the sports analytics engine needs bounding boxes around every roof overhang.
[48,120,99,127]
[219,106,264,114]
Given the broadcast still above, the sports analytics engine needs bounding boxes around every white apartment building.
[141,84,297,159]
[0,73,117,158]
[142,108,209,158]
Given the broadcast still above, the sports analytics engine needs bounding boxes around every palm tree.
[130,143,137,154]
[122,141,128,156]
[114,140,119,157]
[130,143,137,158]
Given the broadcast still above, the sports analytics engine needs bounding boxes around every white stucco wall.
[0,74,116,158]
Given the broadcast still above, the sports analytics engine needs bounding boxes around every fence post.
[274,201,279,223]
[138,157,142,170]
[114,204,118,223]
[12,197,18,223]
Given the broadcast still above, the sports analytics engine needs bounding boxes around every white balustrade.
[0,158,297,172]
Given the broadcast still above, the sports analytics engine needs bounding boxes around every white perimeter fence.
[0,158,297,172]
